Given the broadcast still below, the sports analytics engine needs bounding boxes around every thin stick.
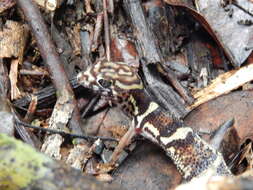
[16,0,83,135]
[109,126,136,164]
[16,119,118,142]
[233,2,253,17]
[103,0,111,61]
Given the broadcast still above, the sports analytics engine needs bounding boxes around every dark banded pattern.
[77,60,143,99]
[77,61,231,181]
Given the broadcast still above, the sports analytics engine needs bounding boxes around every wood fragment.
[41,91,75,160]
[9,59,21,100]
[85,0,94,13]
[91,12,103,52]
[189,64,253,109]
[66,143,90,169]
[33,0,63,11]
[0,20,27,61]
[103,0,111,61]
[66,24,81,56]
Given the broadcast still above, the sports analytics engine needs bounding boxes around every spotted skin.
[77,61,231,180]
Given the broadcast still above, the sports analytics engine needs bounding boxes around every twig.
[16,0,83,135]
[103,0,111,61]
[81,94,100,118]
[232,2,253,17]
[91,12,103,51]
[16,119,118,142]
[159,65,194,104]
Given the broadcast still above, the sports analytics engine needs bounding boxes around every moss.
[0,134,53,190]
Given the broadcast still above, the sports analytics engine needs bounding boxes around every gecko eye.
[97,79,112,88]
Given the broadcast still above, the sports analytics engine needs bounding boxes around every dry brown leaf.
[195,0,253,67]
[165,0,253,67]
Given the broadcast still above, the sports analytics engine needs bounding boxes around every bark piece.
[9,59,21,100]
[41,90,74,160]
[66,143,90,169]
[0,21,27,61]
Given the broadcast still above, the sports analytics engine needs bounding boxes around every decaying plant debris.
[1,0,253,189]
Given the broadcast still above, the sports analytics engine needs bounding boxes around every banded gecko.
[77,60,231,181]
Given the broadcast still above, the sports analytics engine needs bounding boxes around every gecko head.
[77,60,144,99]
